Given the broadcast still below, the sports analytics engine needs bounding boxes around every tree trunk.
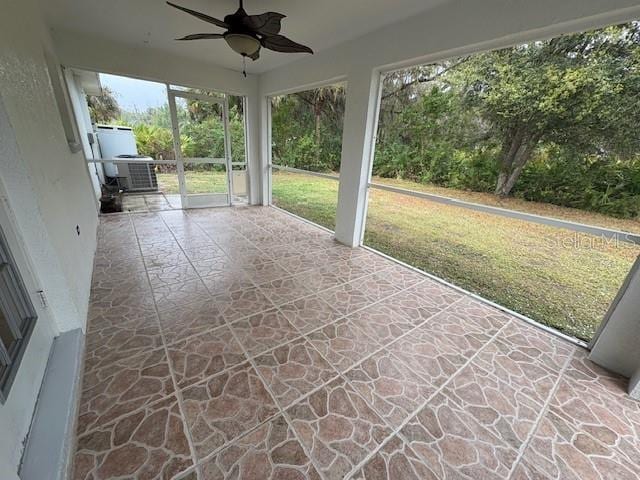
[495,128,540,196]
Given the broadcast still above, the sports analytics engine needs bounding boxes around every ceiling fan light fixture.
[224,33,260,56]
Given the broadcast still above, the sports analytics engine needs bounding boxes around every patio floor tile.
[286,377,392,480]
[166,326,246,389]
[142,250,190,269]
[514,370,640,480]
[256,275,314,306]
[87,302,158,334]
[292,266,347,292]
[73,206,638,480]
[158,298,227,345]
[197,414,321,479]
[351,435,441,480]
[276,253,320,275]
[318,281,381,316]
[345,349,436,428]
[473,337,564,405]
[370,264,426,290]
[495,318,577,372]
[180,362,279,460]
[254,337,338,409]
[240,260,291,284]
[279,295,342,334]
[84,312,163,364]
[387,318,490,389]
[91,268,150,294]
[435,296,510,336]
[229,308,301,357]
[73,395,192,480]
[407,279,464,309]
[322,259,373,284]
[78,348,174,436]
[375,290,444,326]
[88,289,155,312]
[182,245,227,263]
[190,256,234,277]
[346,302,414,348]
[200,268,255,296]
[147,263,199,289]
[152,278,211,310]
[212,288,275,322]
[442,361,543,450]
[400,393,519,479]
[306,317,380,373]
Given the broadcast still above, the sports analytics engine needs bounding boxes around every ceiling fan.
[167,0,313,76]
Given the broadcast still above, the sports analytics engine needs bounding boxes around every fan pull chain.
[242,56,247,77]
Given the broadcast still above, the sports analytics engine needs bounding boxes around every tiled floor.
[122,193,182,212]
[73,206,639,480]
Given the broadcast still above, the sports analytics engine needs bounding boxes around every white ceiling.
[40,0,446,74]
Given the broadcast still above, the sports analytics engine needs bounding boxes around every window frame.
[0,226,38,403]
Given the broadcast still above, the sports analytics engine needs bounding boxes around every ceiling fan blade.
[248,48,261,61]
[176,33,225,41]
[242,12,285,36]
[166,2,229,29]
[261,35,313,54]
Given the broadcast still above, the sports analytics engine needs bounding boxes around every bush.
[517,148,640,218]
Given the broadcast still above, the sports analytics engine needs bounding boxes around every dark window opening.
[0,227,38,403]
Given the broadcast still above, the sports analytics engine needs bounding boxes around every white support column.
[589,255,640,397]
[244,92,262,205]
[630,369,640,400]
[259,95,272,206]
[334,69,381,247]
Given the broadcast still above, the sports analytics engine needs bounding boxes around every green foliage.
[271,86,344,172]
[517,147,640,217]
[269,23,640,218]
[92,22,640,220]
[108,95,246,164]
[130,124,175,160]
[87,86,120,124]
[119,104,173,129]
[371,22,640,218]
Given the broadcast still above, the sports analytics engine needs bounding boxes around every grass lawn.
[272,171,639,341]
[157,169,227,194]
[370,176,640,235]
[272,172,339,230]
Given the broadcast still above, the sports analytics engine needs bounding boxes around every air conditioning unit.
[96,125,158,192]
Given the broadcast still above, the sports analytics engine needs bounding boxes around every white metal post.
[241,95,251,203]
[222,95,233,206]
[243,92,262,205]
[260,95,273,206]
[334,69,382,247]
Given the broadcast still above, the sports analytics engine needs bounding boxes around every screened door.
[168,89,232,208]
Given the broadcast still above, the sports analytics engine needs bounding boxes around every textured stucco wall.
[0,0,98,334]
[0,0,99,475]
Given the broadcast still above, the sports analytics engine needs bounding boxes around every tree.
[465,23,640,196]
[271,85,345,172]
[87,87,120,124]
[296,86,345,162]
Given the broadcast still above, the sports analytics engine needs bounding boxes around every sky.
[99,73,167,112]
